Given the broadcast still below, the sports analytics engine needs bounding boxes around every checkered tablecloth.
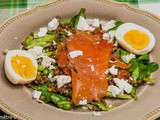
[0,0,160,23]
[0,0,160,120]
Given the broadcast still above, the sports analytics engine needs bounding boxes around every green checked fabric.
[0,0,160,23]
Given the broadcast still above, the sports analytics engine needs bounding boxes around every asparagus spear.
[90,102,111,111]
[106,92,132,99]
[23,34,56,49]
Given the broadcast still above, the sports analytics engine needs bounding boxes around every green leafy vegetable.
[138,54,149,61]
[114,48,129,56]
[129,54,159,83]
[147,62,159,72]
[70,8,86,28]
[107,21,124,31]
[59,18,72,26]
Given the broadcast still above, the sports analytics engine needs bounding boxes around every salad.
[4,8,159,111]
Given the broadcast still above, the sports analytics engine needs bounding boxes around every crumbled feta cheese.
[121,54,136,63]
[52,41,57,45]
[54,75,71,88]
[108,30,115,39]
[32,90,42,99]
[108,65,118,75]
[27,46,43,59]
[102,30,115,43]
[104,69,109,75]
[113,78,133,94]
[77,16,95,31]
[64,30,72,36]
[101,20,116,31]
[37,27,48,37]
[86,18,100,27]
[48,73,53,79]
[69,50,83,58]
[41,56,55,68]
[114,40,118,46]
[108,85,121,97]
[102,33,110,40]
[48,18,59,30]
[79,99,87,105]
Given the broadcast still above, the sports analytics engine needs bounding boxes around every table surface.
[0,0,160,120]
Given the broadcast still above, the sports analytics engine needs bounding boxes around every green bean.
[38,65,44,72]
[106,92,132,99]
[90,102,110,111]
[57,101,72,110]
[43,68,50,76]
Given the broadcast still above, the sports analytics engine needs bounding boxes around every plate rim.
[0,0,160,120]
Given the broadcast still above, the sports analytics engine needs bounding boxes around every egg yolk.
[123,29,150,50]
[11,56,36,79]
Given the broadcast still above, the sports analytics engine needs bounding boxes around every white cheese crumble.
[108,85,121,97]
[113,78,133,94]
[65,30,73,36]
[69,50,83,58]
[48,18,59,30]
[54,75,71,88]
[102,30,115,43]
[41,56,55,69]
[108,65,118,75]
[102,33,110,40]
[108,30,115,39]
[121,54,136,63]
[86,18,100,27]
[101,20,116,31]
[79,99,87,105]
[27,46,43,59]
[104,68,109,75]
[48,73,53,79]
[37,27,48,37]
[32,90,42,99]
[114,40,118,46]
[77,16,95,31]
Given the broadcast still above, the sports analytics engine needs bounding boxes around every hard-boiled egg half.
[115,23,156,55]
[4,50,38,84]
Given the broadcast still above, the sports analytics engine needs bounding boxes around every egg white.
[4,50,38,84]
[115,23,156,55]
